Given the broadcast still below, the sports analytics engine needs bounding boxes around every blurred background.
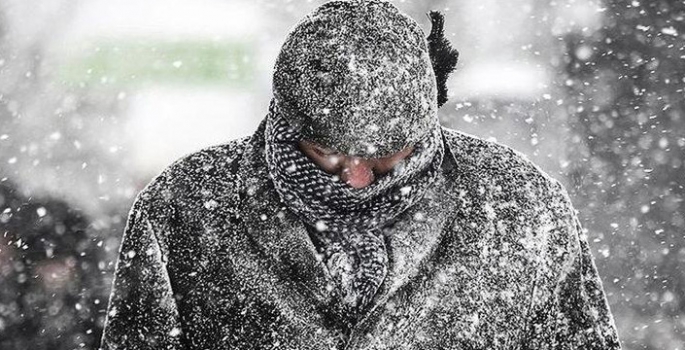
[0,0,682,349]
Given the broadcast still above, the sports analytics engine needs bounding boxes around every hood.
[272,0,439,158]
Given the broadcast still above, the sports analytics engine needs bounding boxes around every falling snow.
[0,0,683,349]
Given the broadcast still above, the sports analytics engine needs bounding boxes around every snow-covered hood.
[272,0,438,158]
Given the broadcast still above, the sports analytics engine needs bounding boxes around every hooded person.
[100,1,622,349]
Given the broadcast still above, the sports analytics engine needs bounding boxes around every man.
[100,1,622,349]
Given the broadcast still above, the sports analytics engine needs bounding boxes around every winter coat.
[100,119,622,350]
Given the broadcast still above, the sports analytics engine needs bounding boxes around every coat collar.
[354,129,483,330]
[234,118,481,331]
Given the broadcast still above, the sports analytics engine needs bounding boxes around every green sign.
[58,39,254,88]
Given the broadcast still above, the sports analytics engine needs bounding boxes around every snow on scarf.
[264,0,457,326]
[264,100,444,323]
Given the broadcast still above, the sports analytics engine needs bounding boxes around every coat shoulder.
[135,136,252,220]
[441,126,578,255]
[441,127,581,280]
[441,126,568,203]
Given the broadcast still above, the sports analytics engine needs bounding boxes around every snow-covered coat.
[100,118,622,349]
[101,1,621,348]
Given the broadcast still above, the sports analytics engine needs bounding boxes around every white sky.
[125,87,260,169]
[63,0,261,41]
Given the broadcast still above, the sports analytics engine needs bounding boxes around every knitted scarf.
[264,100,445,323]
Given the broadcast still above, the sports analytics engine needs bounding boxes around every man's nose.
[340,157,374,189]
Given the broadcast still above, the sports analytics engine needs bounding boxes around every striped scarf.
[264,100,444,323]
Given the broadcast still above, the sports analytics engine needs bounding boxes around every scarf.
[264,100,445,323]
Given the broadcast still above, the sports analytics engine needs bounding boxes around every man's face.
[298,140,414,189]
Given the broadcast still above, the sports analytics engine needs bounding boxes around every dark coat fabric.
[100,120,622,350]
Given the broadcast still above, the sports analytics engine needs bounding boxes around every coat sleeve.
[523,182,622,350]
[100,194,184,350]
